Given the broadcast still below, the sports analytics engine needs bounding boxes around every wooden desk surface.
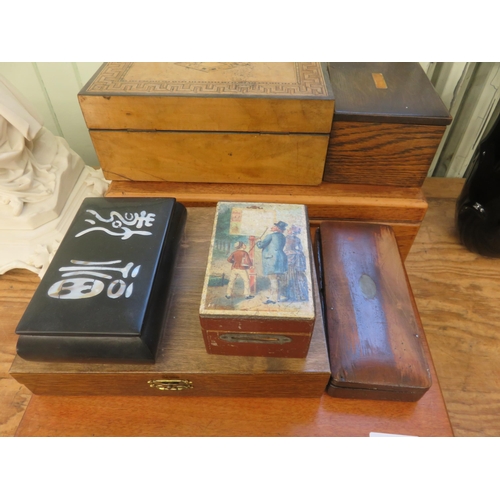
[14,388,451,437]
[1,180,457,437]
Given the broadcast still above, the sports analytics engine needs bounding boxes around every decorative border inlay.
[83,63,330,97]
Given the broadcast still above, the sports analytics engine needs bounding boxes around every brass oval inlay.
[359,274,377,299]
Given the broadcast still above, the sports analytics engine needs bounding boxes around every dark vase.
[456,113,500,257]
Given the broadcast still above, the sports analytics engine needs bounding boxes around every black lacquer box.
[16,197,186,363]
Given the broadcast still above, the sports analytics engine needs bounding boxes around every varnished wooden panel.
[323,121,446,187]
[91,131,328,186]
[0,269,37,436]
[310,220,420,261]
[9,208,331,398]
[0,377,31,436]
[15,382,453,436]
[106,181,428,223]
[79,95,335,134]
[405,178,500,435]
[105,181,426,260]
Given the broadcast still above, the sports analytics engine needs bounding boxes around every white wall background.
[0,62,102,166]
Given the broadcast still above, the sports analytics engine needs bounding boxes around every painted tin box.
[199,202,315,358]
[15,197,186,363]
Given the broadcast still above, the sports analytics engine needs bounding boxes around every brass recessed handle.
[147,379,194,391]
[219,333,292,344]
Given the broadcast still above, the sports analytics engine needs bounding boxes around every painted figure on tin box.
[256,220,288,304]
[226,241,253,299]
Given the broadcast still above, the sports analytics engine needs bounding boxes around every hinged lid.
[16,197,180,337]
[327,62,452,125]
[78,62,335,133]
[200,201,315,323]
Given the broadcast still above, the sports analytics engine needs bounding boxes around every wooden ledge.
[106,181,428,224]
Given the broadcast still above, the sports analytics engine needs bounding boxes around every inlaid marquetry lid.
[328,62,452,125]
[200,202,315,320]
[80,62,333,99]
[16,198,179,337]
[79,63,335,133]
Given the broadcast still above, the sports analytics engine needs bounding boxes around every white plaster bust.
[0,75,109,276]
[0,75,85,229]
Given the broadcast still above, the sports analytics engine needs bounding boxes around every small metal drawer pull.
[148,379,194,391]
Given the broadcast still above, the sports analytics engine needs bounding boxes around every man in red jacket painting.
[226,241,253,300]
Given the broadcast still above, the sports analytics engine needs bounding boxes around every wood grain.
[15,385,452,437]
[420,177,465,199]
[405,177,500,436]
[79,95,335,134]
[91,131,328,186]
[106,181,427,260]
[0,377,31,436]
[0,269,38,436]
[311,219,420,261]
[323,121,446,187]
[320,222,431,400]
[105,180,428,223]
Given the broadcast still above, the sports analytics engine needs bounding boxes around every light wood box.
[324,63,452,187]
[10,208,331,397]
[78,63,335,186]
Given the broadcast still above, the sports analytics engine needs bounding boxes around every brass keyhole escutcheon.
[147,379,194,391]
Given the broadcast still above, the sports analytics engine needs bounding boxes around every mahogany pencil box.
[317,221,431,401]
[16,197,186,363]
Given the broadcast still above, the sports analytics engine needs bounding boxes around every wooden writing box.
[15,197,186,363]
[200,202,315,358]
[324,62,452,187]
[10,208,331,397]
[317,221,432,401]
[78,62,335,186]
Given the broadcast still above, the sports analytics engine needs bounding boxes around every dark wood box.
[78,62,334,186]
[317,221,432,401]
[324,62,452,187]
[16,197,186,363]
[199,202,315,357]
[10,208,331,397]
